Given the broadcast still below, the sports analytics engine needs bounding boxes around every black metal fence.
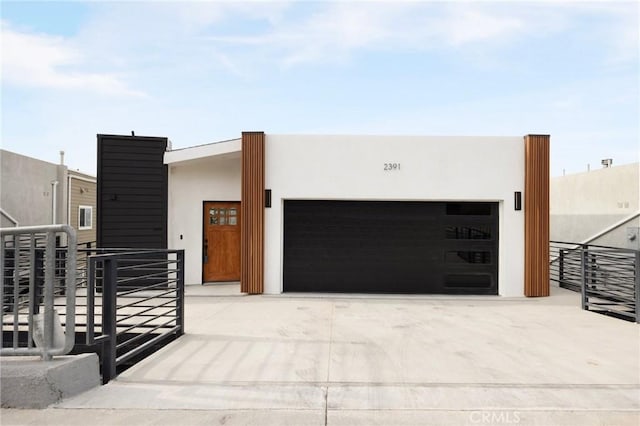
[550,241,640,322]
[74,248,185,383]
[3,240,184,383]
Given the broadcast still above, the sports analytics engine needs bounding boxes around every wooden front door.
[203,201,241,282]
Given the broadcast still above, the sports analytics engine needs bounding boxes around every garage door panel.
[283,200,498,294]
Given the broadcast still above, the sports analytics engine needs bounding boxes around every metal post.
[28,236,36,347]
[176,250,185,337]
[101,257,118,383]
[56,245,67,296]
[559,249,565,285]
[581,245,588,311]
[42,231,56,361]
[0,236,5,316]
[635,251,640,323]
[589,252,597,290]
[29,247,43,352]
[31,249,44,315]
[11,242,19,348]
[86,257,95,345]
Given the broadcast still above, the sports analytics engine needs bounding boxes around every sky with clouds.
[1,0,638,176]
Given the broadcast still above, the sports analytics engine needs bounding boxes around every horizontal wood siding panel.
[96,194,165,203]
[100,168,162,181]
[524,134,550,297]
[70,193,95,209]
[99,237,165,247]
[241,132,265,294]
[97,134,168,249]
[101,181,166,190]
[76,230,95,245]
[99,205,163,212]
[69,178,96,245]
[100,149,170,158]
[101,222,166,230]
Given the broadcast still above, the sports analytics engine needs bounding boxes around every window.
[208,207,238,226]
[445,251,491,264]
[79,206,92,230]
[445,226,492,240]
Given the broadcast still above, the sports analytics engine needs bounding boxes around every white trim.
[68,174,96,183]
[78,205,93,230]
[51,180,58,224]
[67,174,71,227]
[164,139,241,165]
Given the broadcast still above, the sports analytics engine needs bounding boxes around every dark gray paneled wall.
[97,135,168,248]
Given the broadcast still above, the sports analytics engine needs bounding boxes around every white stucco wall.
[264,135,526,296]
[550,162,639,248]
[1,149,68,228]
[167,153,241,284]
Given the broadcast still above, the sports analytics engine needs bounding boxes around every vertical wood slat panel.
[524,134,550,297]
[241,132,265,294]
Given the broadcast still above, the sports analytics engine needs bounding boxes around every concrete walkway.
[2,285,639,425]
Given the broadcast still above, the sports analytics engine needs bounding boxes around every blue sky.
[1,0,638,176]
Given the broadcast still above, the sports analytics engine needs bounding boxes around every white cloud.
[0,22,145,97]
[437,7,525,46]
[519,2,639,64]
[201,2,536,68]
[2,1,636,92]
[0,0,635,181]
[198,1,637,70]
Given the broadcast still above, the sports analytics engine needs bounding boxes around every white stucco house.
[163,132,550,298]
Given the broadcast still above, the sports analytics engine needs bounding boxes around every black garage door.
[283,200,498,295]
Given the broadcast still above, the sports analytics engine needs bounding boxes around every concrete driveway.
[3,285,639,425]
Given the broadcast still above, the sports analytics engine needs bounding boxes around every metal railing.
[74,241,95,291]
[80,249,184,383]
[1,225,77,360]
[550,241,640,322]
[2,228,184,382]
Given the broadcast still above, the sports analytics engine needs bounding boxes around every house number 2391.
[384,163,401,171]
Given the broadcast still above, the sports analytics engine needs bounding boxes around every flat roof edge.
[164,138,241,164]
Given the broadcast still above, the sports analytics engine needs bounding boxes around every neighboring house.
[67,170,97,246]
[0,149,96,245]
[551,162,639,249]
[98,132,550,298]
[0,149,67,228]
